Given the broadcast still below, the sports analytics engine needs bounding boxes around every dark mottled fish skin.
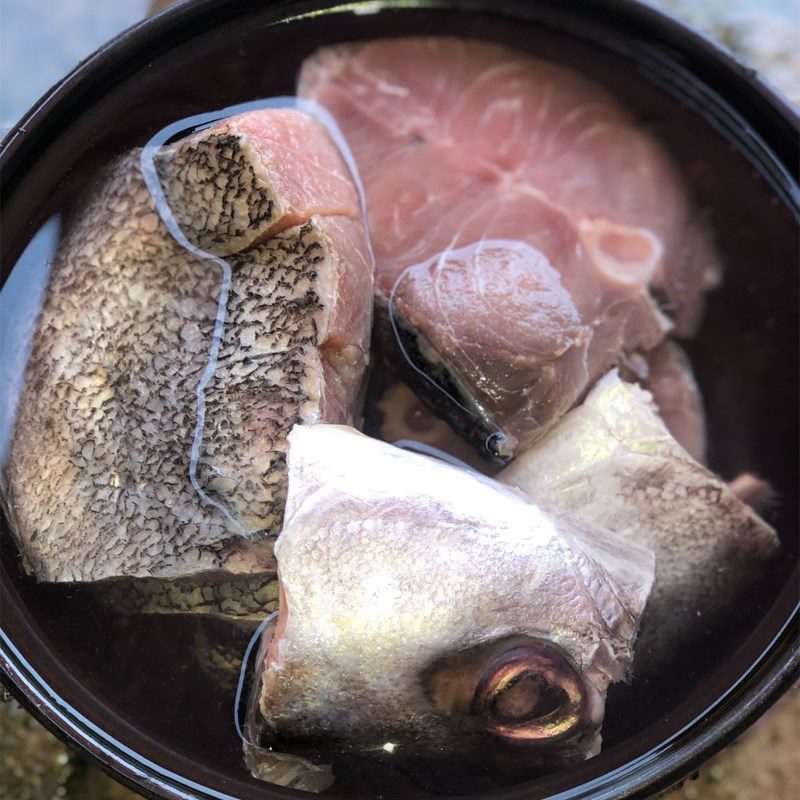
[3,151,240,582]
[196,223,340,536]
[3,110,373,588]
[92,571,279,621]
[155,131,282,256]
[193,615,260,688]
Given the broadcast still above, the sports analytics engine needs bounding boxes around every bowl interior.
[1,2,798,798]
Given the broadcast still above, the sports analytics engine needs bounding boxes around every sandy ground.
[665,690,800,799]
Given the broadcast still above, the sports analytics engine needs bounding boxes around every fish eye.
[472,642,585,742]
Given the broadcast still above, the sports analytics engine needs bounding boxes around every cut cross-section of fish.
[154,109,360,255]
[300,38,721,333]
[2,109,373,587]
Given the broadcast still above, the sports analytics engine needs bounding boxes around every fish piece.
[154,109,360,255]
[191,214,373,534]
[384,214,667,456]
[300,38,720,454]
[498,370,779,671]
[194,616,259,687]
[2,109,373,584]
[641,341,707,463]
[367,153,669,459]
[247,424,654,790]
[729,472,774,511]
[300,38,720,333]
[93,571,279,621]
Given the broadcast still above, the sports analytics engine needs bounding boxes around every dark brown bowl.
[1,1,798,799]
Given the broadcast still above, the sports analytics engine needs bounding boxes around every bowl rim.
[1,1,798,799]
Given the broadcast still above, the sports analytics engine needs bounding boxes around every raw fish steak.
[245,424,654,790]
[2,109,373,583]
[300,38,721,455]
[499,370,779,670]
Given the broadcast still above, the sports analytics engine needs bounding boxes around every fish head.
[247,425,654,790]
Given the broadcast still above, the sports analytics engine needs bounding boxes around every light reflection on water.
[0,215,59,463]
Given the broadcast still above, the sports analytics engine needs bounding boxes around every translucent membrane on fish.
[299,37,721,457]
[246,424,654,791]
[498,370,779,672]
[1,101,374,589]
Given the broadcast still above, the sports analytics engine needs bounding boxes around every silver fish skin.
[248,424,654,790]
[498,369,779,671]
